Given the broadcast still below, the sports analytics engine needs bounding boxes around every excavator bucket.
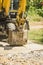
[8,22,28,46]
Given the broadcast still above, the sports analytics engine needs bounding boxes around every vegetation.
[26,0,43,44]
[26,0,43,22]
[28,29,43,44]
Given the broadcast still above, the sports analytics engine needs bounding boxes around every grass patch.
[27,8,43,22]
[28,14,43,22]
[28,29,43,44]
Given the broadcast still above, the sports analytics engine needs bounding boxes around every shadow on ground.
[0,41,23,50]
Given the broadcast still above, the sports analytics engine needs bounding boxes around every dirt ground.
[29,21,43,26]
[0,41,43,65]
[29,22,43,29]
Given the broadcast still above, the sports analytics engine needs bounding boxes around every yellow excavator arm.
[0,0,26,17]
[0,0,2,11]
[3,0,10,16]
[0,0,10,16]
[17,0,26,16]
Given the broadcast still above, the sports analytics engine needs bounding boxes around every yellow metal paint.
[0,0,26,16]
[0,0,2,11]
[3,0,10,16]
[10,0,26,16]
[17,0,26,16]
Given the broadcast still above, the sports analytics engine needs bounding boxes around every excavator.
[0,0,29,45]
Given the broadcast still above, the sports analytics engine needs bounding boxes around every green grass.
[27,9,43,22]
[28,29,43,44]
[28,14,43,22]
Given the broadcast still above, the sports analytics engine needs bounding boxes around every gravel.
[0,41,43,65]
